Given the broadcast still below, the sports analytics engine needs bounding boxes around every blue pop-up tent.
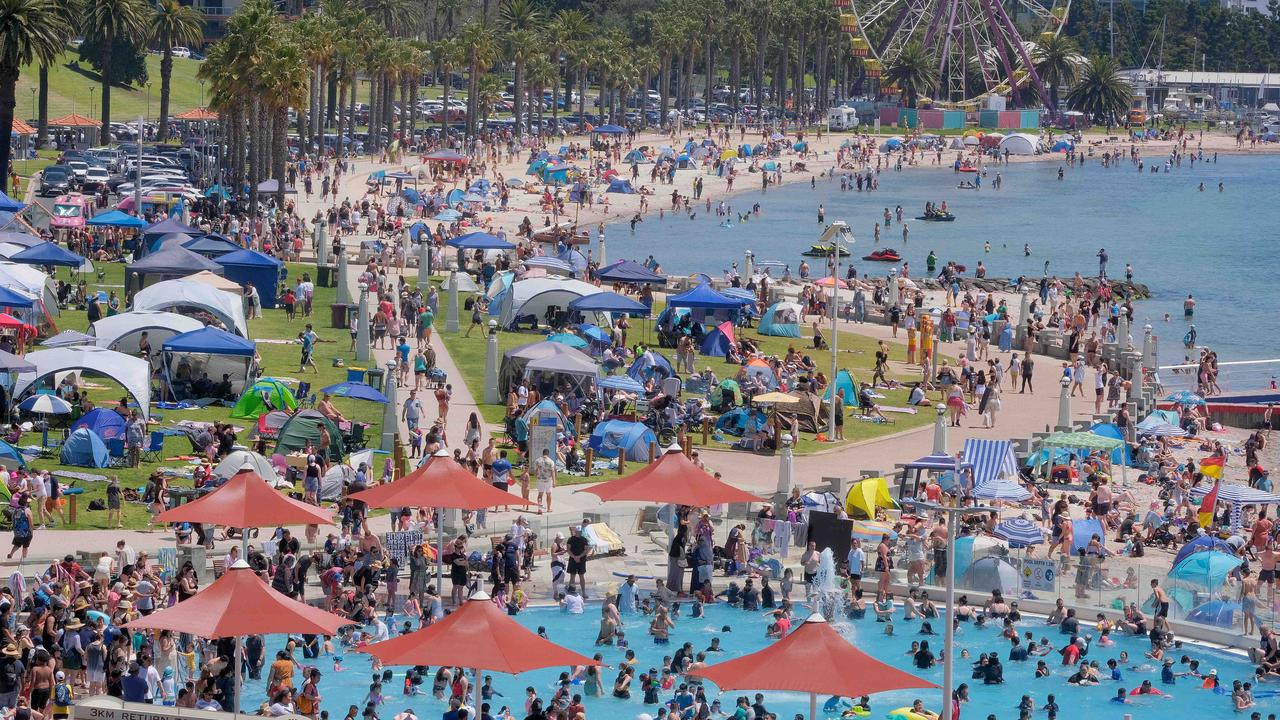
[182,234,242,258]
[72,408,127,441]
[714,407,767,437]
[606,178,636,194]
[667,283,744,310]
[627,351,676,383]
[700,321,735,358]
[10,242,84,269]
[588,419,657,461]
[60,428,110,468]
[758,300,801,337]
[567,292,648,315]
[824,369,857,407]
[592,124,627,135]
[163,326,256,356]
[446,232,516,250]
[217,249,284,308]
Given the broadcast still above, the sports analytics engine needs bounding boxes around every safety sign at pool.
[1020,558,1056,591]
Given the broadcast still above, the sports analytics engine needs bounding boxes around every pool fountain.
[809,547,846,619]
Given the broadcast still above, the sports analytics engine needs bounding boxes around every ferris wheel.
[834,0,1070,107]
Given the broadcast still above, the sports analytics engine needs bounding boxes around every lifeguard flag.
[1198,479,1221,528]
[1201,455,1225,479]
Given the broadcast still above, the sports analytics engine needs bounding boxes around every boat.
[956,182,979,190]
[862,249,902,262]
[957,165,979,173]
[803,244,852,257]
[915,213,956,222]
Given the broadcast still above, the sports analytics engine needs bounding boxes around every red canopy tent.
[155,469,333,529]
[689,613,937,719]
[126,565,352,712]
[361,592,597,712]
[579,448,762,506]
[349,454,534,592]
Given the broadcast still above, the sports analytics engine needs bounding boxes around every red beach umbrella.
[125,565,351,639]
[579,448,763,506]
[689,613,938,720]
[349,455,534,510]
[154,469,333,528]
[360,591,597,672]
[349,455,534,592]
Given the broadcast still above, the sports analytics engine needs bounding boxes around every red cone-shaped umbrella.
[124,565,351,638]
[349,455,535,510]
[359,591,598,673]
[580,448,763,506]
[155,469,333,528]
[689,614,937,719]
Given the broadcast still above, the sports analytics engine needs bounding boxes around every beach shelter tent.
[961,438,1020,485]
[776,390,826,433]
[627,350,677,384]
[15,346,151,420]
[142,217,200,244]
[699,321,736,358]
[1089,422,1134,465]
[1173,535,1236,569]
[710,379,742,409]
[588,419,657,461]
[71,408,127,441]
[1169,550,1242,590]
[9,242,83,269]
[439,272,481,293]
[510,397,576,447]
[498,341,593,396]
[216,249,284,308]
[758,301,801,337]
[713,407,766,436]
[998,133,1039,156]
[845,476,897,519]
[86,210,147,228]
[275,410,343,462]
[186,270,243,293]
[59,427,110,468]
[668,282,745,311]
[231,378,298,419]
[523,351,600,393]
[40,330,92,348]
[823,369,858,407]
[182,235,242,258]
[1137,410,1188,437]
[1036,430,1126,482]
[596,259,666,285]
[133,279,248,337]
[161,326,258,397]
[0,438,25,468]
[494,276,602,327]
[567,291,649,315]
[1189,483,1280,531]
[960,556,1021,597]
[689,613,936,720]
[606,178,636,194]
[212,450,284,484]
[126,246,224,291]
[90,311,204,355]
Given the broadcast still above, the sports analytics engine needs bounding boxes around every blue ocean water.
[241,603,1266,720]
[607,152,1279,389]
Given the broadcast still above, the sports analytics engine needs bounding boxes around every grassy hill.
[14,48,208,125]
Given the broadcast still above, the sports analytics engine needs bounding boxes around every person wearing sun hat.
[0,644,24,710]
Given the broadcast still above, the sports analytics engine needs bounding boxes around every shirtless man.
[1243,568,1260,636]
[316,393,347,424]
[1149,579,1171,618]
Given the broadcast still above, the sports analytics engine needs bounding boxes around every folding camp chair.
[105,438,129,468]
[141,431,165,463]
[296,381,314,407]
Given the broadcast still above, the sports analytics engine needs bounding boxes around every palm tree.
[458,22,498,137]
[1066,54,1129,125]
[151,0,203,142]
[499,0,542,138]
[524,55,555,131]
[475,73,503,128]
[0,0,72,193]
[884,43,938,108]
[1033,33,1081,113]
[35,0,77,152]
[362,0,418,36]
[83,0,150,143]
[546,10,586,126]
[430,37,463,138]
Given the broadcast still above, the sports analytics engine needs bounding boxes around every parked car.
[39,166,74,196]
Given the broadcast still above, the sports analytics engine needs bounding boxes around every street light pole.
[820,222,853,440]
[917,501,997,720]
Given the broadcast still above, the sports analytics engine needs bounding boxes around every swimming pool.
[239,601,1270,720]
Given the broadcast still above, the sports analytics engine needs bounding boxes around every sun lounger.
[583,522,625,557]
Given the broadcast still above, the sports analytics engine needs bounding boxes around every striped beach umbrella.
[1165,390,1206,406]
[18,394,71,415]
[850,520,897,546]
[993,517,1045,548]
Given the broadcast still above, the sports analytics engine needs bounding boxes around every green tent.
[275,409,343,462]
[710,379,742,408]
[231,378,299,419]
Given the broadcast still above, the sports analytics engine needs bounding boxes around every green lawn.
[15,49,209,127]
[22,261,388,530]
[432,288,939,458]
